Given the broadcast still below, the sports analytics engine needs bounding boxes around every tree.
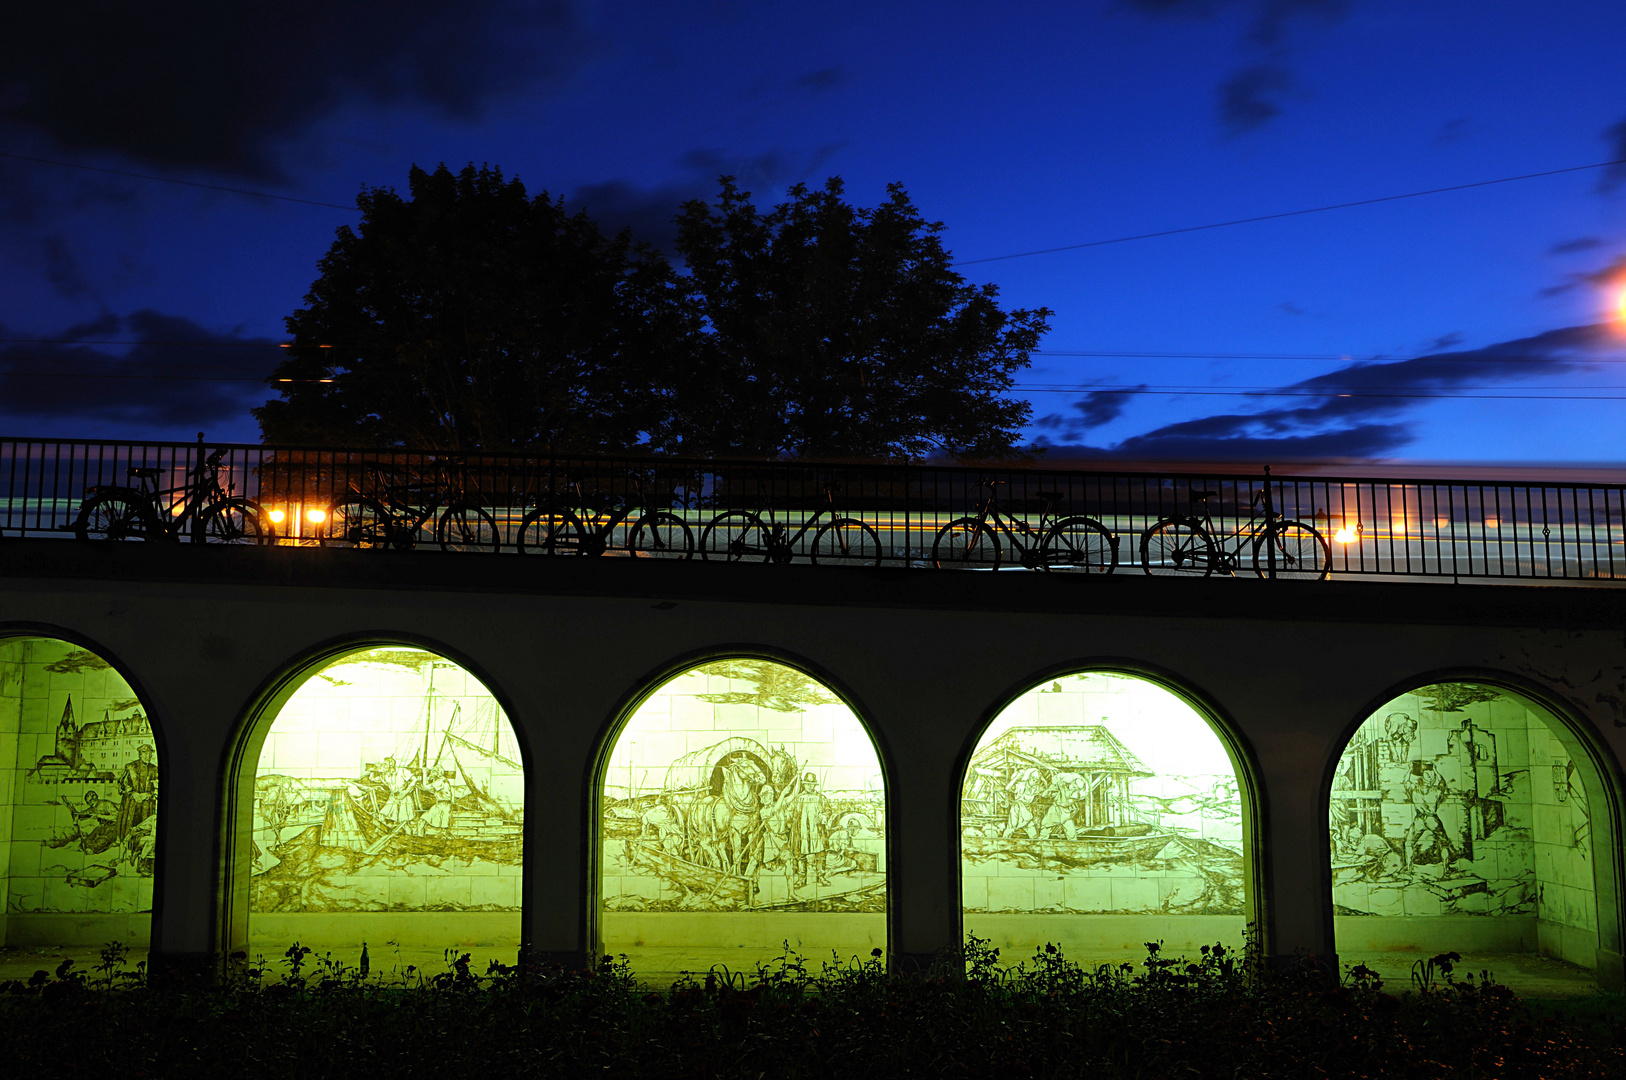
[656,177,1050,460]
[256,163,689,451]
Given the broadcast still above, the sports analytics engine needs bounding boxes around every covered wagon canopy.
[663,736,774,794]
[972,726,1152,779]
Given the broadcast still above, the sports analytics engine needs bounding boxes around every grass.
[0,936,1620,1077]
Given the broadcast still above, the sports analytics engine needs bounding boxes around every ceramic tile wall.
[251,649,524,914]
[601,660,886,914]
[1329,685,1594,931]
[0,638,157,920]
[960,673,1245,917]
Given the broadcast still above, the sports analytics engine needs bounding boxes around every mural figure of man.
[788,772,829,888]
[1037,771,1089,840]
[114,744,159,842]
[1002,766,1045,839]
[1404,763,1460,869]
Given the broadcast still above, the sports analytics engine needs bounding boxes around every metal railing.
[2,435,1623,583]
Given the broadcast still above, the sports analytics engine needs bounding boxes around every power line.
[0,152,358,212]
[956,159,1626,266]
[1034,348,1626,364]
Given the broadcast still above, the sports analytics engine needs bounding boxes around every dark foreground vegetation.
[1,938,1621,1078]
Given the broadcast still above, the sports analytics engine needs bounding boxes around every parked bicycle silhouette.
[1139,467,1330,579]
[327,458,499,553]
[73,448,263,544]
[515,476,693,558]
[700,483,882,566]
[930,481,1118,572]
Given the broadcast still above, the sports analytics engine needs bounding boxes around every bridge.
[2,438,1626,991]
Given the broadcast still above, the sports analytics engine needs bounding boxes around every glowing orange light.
[1334,526,1356,544]
[1617,284,1626,324]
[307,508,327,524]
[267,508,286,524]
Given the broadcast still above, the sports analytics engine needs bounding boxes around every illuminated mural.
[602,660,886,921]
[1330,684,1596,962]
[251,649,523,915]
[0,638,157,931]
[961,674,1245,922]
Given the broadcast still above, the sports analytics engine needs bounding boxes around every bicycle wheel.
[1042,516,1118,573]
[1140,518,1215,576]
[700,511,770,562]
[931,517,1002,569]
[200,500,263,545]
[437,504,501,554]
[1253,520,1331,580]
[810,518,883,567]
[627,512,694,559]
[328,496,389,549]
[74,491,156,541]
[516,507,585,555]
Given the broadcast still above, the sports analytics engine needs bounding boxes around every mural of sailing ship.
[603,737,887,914]
[961,724,1245,916]
[251,655,523,914]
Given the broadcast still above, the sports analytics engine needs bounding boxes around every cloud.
[1218,65,1292,134]
[1035,385,1148,439]
[1550,237,1605,255]
[0,311,282,438]
[792,67,848,93]
[569,144,846,251]
[1432,117,1472,146]
[0,1,582,179]
[1540,253,1626,297]
[1124,0,1351,134]
[1601,116,1626,193]
[1034,322,1618,461]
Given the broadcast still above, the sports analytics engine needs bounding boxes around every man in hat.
[115,743,159,842]
[788,772,829,889]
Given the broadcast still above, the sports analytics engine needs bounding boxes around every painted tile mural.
[1329,684,1594,929]
[0,638,157,917]
[251,649,524,914]
[961,674,1245,916]
[602,660,886,914]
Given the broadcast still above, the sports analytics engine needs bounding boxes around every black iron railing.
[2,435,1623,583]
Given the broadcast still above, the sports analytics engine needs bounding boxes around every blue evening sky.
[2,1,1624,463]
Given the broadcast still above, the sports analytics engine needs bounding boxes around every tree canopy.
[259,166,1050,460]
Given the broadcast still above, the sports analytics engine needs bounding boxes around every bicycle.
[930,481,1118,572]
[514,477,693,558]
[73,448,263,544]
[1139,467,1330,579]
[327,458,500,553]
[700,484,882,566]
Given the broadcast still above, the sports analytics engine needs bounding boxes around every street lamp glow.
[306,508,327,524]
[1334,525,1356,544]
[267,508,286,524]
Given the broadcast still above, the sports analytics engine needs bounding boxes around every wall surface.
[2,541,1625,985]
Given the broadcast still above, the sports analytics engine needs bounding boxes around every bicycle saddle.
[1191,489,1215,501]
[1035,490,1062,503]
[127,467,163,479]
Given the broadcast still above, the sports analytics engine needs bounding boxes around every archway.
[245,647,524,974]
[1330,681,1610,980]
[599,657,887,976]
[961,671,1250,965]
[0,636,159,962]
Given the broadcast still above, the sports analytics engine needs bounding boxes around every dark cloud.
[570,145,846,252]
[1218,64,1291,134]
[792,67,848,93]
[1540,253,1626,297]
[1433,117,1472,146]
[1,1,582,179]
[1278,301,1306,316]
[1035,385,1147,439]
[1125,0,1349,134]
[1035,322,1617,461]
[1550,237,1605,255]
[0,311,282,437]
[1602,117,1626,193]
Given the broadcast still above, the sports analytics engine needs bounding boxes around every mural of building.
[961,673,1245,958]
[1330,684,1597,967]
[249,648,524,952]
[0,637,158,945]
[601,659,886,970]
